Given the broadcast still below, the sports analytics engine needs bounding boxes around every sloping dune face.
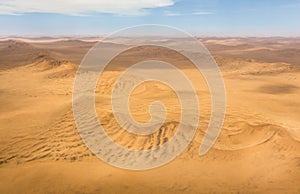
[0,38,300,193]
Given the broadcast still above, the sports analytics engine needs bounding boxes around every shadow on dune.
[258,84,299,94]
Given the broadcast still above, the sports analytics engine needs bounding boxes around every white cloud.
[164,11,182,16]
[164,10,215,17]
[0,0,175,16]
[193,11,215,15]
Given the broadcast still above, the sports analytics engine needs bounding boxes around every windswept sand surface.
[0,38,300,193]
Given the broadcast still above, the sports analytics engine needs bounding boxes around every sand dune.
[0,38,300,193]
[203,37,300,66]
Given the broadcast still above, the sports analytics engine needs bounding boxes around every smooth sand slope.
[0,38,300,193]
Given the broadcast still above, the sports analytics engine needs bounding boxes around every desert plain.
[0,36,300,193]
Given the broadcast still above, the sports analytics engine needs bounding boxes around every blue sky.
[0,0,299,36]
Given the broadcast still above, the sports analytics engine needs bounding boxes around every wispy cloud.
[285,2,300,8]
[165,10,215,17]
[0,0,175,16]
[164,11,182,16]
[192,11,215,15]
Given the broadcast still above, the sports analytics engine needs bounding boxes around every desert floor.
[0,37,300,193]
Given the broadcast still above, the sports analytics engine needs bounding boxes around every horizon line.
[1,35,300,39]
